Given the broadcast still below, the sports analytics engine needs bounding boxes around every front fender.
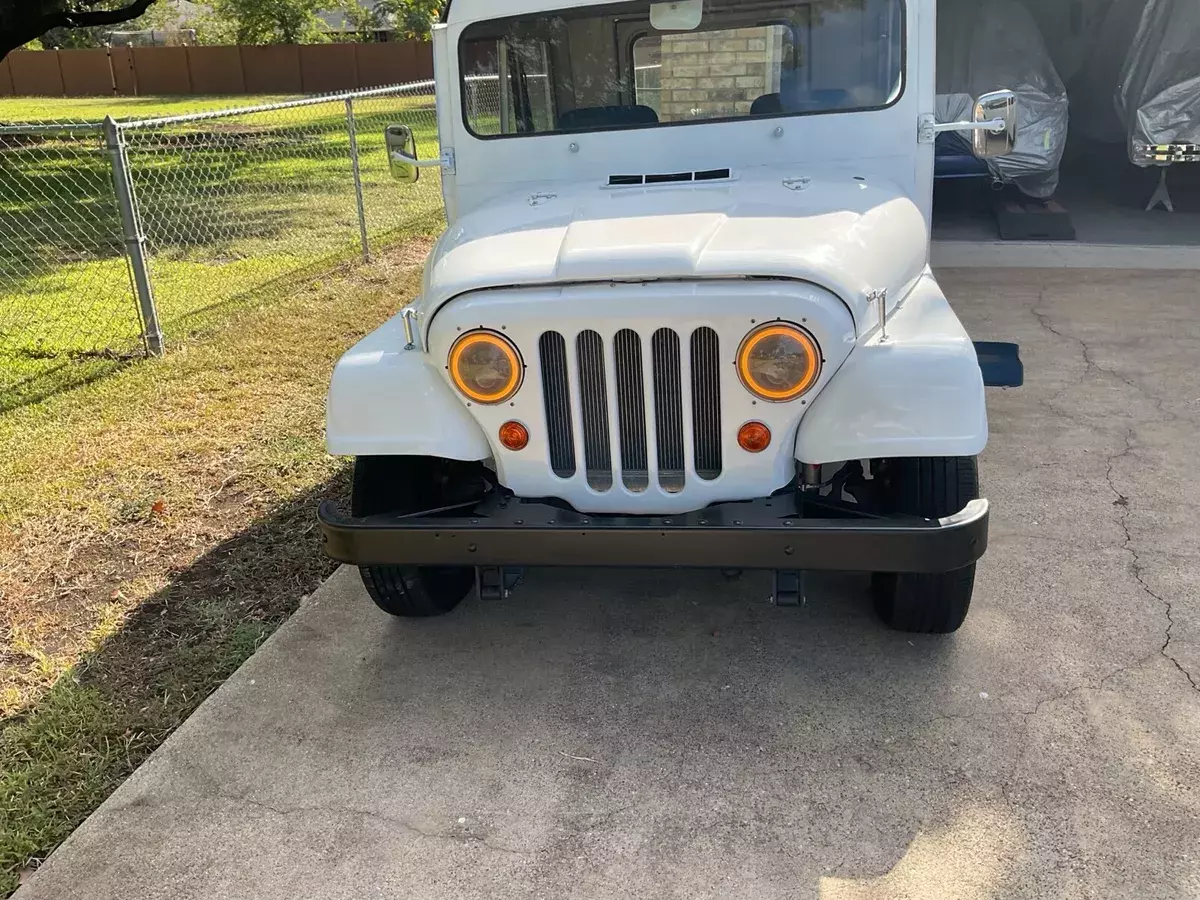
[326,314,491,460]
[794,275,988,465]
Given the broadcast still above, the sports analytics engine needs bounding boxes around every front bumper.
[317,494,989,574]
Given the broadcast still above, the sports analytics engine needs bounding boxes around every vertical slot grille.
[537,325,722,497]
[539,332,575,478]
[690,328,723,481]
[614,329,649,492]
[576,330,613,491]
[651,328,686,493]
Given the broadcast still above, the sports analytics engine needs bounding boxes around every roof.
[444,0,930,24]
[442,0,637,24]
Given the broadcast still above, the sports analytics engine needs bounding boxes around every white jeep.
[318,0,1024,634]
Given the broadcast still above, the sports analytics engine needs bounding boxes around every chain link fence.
[1,81,442,408]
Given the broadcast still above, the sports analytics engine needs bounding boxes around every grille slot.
[651,328,686,493]
[576,330,613,491]
[539,332,575,478]
[614,329,649,492]
[690,327,722,481]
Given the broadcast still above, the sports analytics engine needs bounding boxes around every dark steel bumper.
[317,494,989,574]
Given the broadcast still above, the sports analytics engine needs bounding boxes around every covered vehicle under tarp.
[1115,0,1200,165]
[936,0,1070,198]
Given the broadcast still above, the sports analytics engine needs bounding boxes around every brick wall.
[658,27,782,121]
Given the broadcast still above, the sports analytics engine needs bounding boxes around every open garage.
[931,0,1200,254]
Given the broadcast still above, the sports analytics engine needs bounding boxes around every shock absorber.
[801,463,822,493]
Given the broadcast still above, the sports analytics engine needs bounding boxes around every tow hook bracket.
[772,570,807,608]
[477,566,523,601]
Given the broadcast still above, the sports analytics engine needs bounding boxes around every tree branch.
[1,0,157,63]
[61,0,157,28]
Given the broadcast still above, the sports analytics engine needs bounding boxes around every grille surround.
[424,279,857,516]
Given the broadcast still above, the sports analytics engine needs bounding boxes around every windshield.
[459,0,905,139]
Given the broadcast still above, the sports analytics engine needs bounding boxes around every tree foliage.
[342,0,439,41]
[0,0,157,61]
[206,0,329,45]
[0,0,443,57]
[377,0,439,40]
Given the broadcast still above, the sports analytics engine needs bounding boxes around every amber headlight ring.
[736,322,823,403]
[447,329,525,405]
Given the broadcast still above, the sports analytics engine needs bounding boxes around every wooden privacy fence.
[0,42,434,98]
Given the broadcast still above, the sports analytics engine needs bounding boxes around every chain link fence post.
[345,97,371,263]
[103,115,164,356]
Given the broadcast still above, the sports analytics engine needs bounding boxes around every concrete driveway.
[18,269,1200,900]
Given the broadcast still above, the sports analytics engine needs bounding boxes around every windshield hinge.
[917,115,938,144]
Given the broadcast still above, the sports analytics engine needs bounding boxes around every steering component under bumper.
[318,494,989,573]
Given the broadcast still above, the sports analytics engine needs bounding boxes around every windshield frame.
[457,0,908,141]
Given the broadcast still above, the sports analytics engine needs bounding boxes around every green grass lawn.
[0,95,301,123]
[1,91,442,408]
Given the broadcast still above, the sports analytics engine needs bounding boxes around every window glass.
[460,0,905,138]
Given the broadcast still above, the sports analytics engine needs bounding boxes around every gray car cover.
[1115,0,1200,165]
[936,0,1070,198]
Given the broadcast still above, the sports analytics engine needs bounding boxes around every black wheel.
[871,457,980,634]
[352,456,485,618]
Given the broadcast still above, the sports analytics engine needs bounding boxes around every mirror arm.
[918,114,1008,144]
[389,148,457,174]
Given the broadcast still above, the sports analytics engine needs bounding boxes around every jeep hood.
[420,171,929,331]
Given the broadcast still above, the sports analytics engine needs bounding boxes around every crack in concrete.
[1030,303,1198,697]
[1019,654,1148,725]
[229,791,541,855]
[1031,300,1143,401]
[1105,430,1200,694]
[180,761,652,857]
[175,761,541,855]
[1032,298,1185,425]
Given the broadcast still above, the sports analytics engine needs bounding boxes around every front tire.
[871,457,980,635]
[352,456,484,618]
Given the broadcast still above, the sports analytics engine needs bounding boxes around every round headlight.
[448,330,523,404]
[737,323,822,402]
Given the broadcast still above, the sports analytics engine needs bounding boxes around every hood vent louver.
[608,169,732,187]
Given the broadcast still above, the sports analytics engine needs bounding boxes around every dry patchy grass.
[0,238,432,893]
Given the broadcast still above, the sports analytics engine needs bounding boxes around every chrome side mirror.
[385,124,420,184]
[972,90,1018,158]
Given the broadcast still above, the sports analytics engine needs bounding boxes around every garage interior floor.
[932,142,1200,248]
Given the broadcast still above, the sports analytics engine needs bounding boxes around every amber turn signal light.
[499,421,530,451]
[738,421,772,453]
